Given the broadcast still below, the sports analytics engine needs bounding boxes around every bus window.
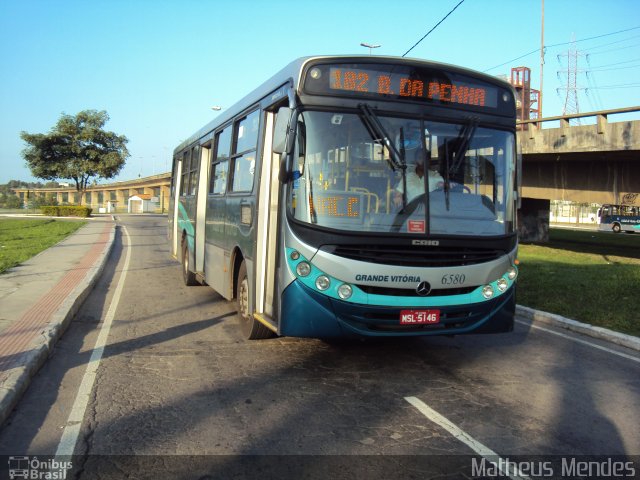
[189,146,200,195]
[210,127,232,194]
[231,110,260,192]
[180,150,190,196]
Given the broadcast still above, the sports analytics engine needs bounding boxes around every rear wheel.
[236,261,274,340]
[181,238,198,286]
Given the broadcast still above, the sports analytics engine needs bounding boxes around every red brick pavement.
[0,222,112,382]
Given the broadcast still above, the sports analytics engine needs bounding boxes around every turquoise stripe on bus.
[285,247,516,308]
[178,202,195,250]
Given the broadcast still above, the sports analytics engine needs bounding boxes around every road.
[0,215,638,479]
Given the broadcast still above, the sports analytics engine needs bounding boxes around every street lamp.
[211,106,223,111]
[360,42,381,55]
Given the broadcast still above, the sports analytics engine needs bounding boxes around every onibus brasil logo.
[8,456,72,480]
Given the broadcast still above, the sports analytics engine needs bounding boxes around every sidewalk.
[0,216,115,425]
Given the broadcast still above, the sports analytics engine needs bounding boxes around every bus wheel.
[236,261,274,340]
[612,223,622,233]
[181,239,198,286]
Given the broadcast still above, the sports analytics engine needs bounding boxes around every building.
[11,173,171,214]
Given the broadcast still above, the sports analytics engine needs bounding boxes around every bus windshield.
[287,109,516,236]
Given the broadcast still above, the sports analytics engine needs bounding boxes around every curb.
[516,305,640,352]
[0,222,116,426]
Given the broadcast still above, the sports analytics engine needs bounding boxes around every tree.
[20,110,129,191]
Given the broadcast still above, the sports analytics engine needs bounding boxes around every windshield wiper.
[358,104,405,172]
[449,118,478,175]
[443,118,478,211]
[358,103,409,209]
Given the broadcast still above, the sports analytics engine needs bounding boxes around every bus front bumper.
[279,280,515,338]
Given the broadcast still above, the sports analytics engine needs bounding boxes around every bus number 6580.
[442,274,466,285]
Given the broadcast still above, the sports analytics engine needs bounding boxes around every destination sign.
[309,193,362,220]
[304,62,510,112]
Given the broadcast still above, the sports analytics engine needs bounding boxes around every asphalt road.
[1,215,638,479]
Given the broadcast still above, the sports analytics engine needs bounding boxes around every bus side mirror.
[272,107,294,155]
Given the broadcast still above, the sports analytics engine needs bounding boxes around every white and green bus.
[168,55,520,340]
[597,203,640,233]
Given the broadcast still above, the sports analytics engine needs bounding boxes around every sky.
[1,0,639,184]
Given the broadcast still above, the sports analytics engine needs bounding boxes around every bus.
[597,204,640,233]
[168,55,520,340]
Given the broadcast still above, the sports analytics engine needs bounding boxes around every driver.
[392,153,444,208]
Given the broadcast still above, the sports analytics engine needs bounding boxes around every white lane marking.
[56,226,131,456]
[515,319,640,364]
[404,396,530,480]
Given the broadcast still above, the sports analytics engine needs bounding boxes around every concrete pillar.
[597,114,607,135]
[518,198,550,243]
[116,189,126,213]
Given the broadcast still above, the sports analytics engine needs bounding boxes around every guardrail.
[517,106,640,135]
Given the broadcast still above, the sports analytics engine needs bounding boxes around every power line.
[587,42,640,56]
[584,57,604,110]
[483,48,540,72]
[588,64,640,72]
[588,83,640,89]
[402,0,465,58]
[588,57,640,68]
[580,34,640,53]
[483,25,640,72]
[545,26,640,50]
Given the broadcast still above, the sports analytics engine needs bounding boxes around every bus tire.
[612,223,621,233]
[181,239,198,286]
[236,261,274,340]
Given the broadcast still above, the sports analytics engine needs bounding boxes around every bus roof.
[173,55,514,154]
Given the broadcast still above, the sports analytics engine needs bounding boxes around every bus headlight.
[290,250,301,261]
[338,284,353,300]
[296,261,311,277]
[315,275,330,291]
[482,285,494,299]
[507,266,518,280]
[497,278,508,292]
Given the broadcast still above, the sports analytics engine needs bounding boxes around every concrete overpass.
[12,173,171,214]
[517,106,640,241]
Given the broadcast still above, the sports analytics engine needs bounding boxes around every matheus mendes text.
[472,457,636,478]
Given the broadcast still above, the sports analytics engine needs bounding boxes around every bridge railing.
[517,106,640,137]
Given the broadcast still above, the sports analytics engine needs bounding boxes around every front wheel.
[236,261,274,340]
[612,223,622,233]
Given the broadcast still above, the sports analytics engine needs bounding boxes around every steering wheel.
[433,183,472,194]
[391,193,427,233]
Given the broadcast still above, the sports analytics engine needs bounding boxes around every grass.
[0,218,87,274]
[518,228,640,337]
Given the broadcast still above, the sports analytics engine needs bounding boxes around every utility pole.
[539,0,544,118]
[557,35,586,124]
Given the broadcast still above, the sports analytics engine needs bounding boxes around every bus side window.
[210,127,232,194]
[189,146,200,195]
[180,150,190,196]
[231,110,260,192]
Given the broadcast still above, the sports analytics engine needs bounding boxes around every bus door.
[224,110,261,298]
[205,127,232,298]
[169,154,183,258]
[194,142,212,273]
[255,110,280,319]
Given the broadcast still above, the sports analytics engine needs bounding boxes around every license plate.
[400,309,440,325]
